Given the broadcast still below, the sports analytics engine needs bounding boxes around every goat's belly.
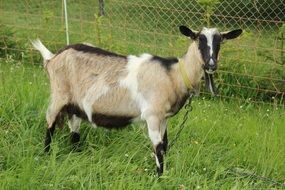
[89,92,140,128]
[92,113,133,129]
[64,104,134,128]
[90,103,138,128]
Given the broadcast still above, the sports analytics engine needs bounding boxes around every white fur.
[148,118,162,168]
[155,155,161,168]
[160,120,167,139]
[120,53,152,120]
[68,115,81,133]
[201,27,219,59]
[146,115,162,146]
[31,39,54,61]
[208,59,215,66]
[148,128,162,146]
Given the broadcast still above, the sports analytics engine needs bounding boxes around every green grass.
[0,60,285,189]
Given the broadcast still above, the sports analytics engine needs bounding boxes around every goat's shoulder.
[150,55,178,71]
[56,43,127,58]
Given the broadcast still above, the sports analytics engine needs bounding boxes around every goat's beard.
[204,71,217,96]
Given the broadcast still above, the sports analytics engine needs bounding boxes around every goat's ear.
[221,29,242,40]
[179,26,198,40]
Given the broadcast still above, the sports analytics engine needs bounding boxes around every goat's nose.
[209,58,215,66]
[208,58,217,70]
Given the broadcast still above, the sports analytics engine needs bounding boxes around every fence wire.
[0,0,284,105]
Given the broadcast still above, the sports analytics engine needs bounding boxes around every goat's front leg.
[146,115,165,176]
[161,120,168,153]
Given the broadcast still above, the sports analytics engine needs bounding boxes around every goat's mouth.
[205,69,216,74]
[204,71,217,96]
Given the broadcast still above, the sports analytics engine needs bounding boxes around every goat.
[32,26,242,175]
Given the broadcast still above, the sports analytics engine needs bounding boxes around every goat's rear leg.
[44,99,67,152]
[68,114,81,149]
[45,122,56,152]
[160,120,168,153]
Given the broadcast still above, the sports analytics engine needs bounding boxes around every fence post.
[63,0,70,45]
[281,33,284,64]
[99,0,105,16]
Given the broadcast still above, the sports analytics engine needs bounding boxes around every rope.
[168,92,194,150]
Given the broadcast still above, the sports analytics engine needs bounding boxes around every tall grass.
[0,59,284,189]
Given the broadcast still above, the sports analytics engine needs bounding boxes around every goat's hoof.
[70,132,81,151]
[44,145,51,153]
[71,132,80,143]
[156,167,163,177]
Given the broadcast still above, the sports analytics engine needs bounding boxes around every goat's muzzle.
[203,58,217,74]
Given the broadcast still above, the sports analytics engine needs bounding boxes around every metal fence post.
[99,0,105,16]
[63,0,70,45]
[281,33,284,64]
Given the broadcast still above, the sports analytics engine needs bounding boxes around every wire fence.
[0,0,284,106]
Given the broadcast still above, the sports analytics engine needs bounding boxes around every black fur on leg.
[44,125,56,152]
[156,142,164,176]
[70,132,80,151]
[162,130,168,153]
[71,132,80,144]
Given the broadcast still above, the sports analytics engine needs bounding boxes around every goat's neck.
[180,41,204,90]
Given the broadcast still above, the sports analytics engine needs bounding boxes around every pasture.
[0,60,284,189]
[0,0,285,189]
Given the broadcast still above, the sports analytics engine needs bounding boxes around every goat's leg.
[160,120,168,153]
[44,98,67,152]
[162,130,168,154]
[44,121,56,153]
[146,115,165,176]
[68,114,81,148]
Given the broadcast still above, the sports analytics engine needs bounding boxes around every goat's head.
[179,25,242,95]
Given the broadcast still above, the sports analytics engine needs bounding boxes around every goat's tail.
[31,39,55,61]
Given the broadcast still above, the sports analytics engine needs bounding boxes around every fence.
[0,0,284,105]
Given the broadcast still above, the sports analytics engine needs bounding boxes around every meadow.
[0,58,284,189]
[0,0,285,189]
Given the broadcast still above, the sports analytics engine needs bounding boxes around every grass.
[0,59,285,189]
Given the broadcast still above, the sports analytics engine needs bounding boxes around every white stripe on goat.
[120,53,152,120]
[201,27,219,65]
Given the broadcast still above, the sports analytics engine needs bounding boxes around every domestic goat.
[32,26,242,175]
